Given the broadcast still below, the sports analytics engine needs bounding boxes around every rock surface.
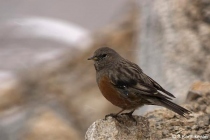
[86,82,210,140]
[85,115,150,140]
[139,0,210,104]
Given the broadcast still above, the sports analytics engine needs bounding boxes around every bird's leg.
[105,109,125,119]
[121,109,137,124]
[105,109,125,123]
[121,109,135,116]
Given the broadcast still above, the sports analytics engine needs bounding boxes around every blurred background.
[0,0,210,139]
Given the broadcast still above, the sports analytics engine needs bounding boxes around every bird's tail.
[159,99,191,118]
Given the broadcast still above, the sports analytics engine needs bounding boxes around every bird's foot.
[105,113,123,123]
[105,113,117,119]
[121,112,137,125]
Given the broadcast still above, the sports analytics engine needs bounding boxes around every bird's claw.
[105,113,117,119]
[104,113,123,123]
[121,112,137,125]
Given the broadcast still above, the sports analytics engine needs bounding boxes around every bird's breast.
[98,75,131,109]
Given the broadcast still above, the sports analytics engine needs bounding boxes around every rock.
[185,126,191,130]
[206,129,210,133]
[85,115,150,140]
[169,121,183,126]
[199,104,206,111]
[206,106,210,114]
[174,126,179,131]
[186,91,202,102]
[183,130,190,135]
[197,120,205,128]
[191,130,196,135]
[197,115,210,128]
[139,0,210,107]
[197,97,205,104]
[190,82,210,95]
[203,115,210,126]
[155,122,163,129]
[193,103,199,112]
[197,130,205,135]
[86,81,210,140]
[162,130,169,136]
[192,125,199,130]
[155,131,162,138]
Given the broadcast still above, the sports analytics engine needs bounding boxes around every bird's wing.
[137,71,175,98]
[126,62,175,98]
[111,79,172,100]
[109,64,172,100]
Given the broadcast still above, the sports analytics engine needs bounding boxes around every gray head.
[88,47,121,71]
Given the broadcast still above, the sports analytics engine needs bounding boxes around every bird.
[88,47,191,123]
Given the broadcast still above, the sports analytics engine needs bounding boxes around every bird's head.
[88,47,120,71]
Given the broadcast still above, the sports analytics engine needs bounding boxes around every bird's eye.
[101,54,107,58]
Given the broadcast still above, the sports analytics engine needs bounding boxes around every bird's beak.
[87,56,98,61]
